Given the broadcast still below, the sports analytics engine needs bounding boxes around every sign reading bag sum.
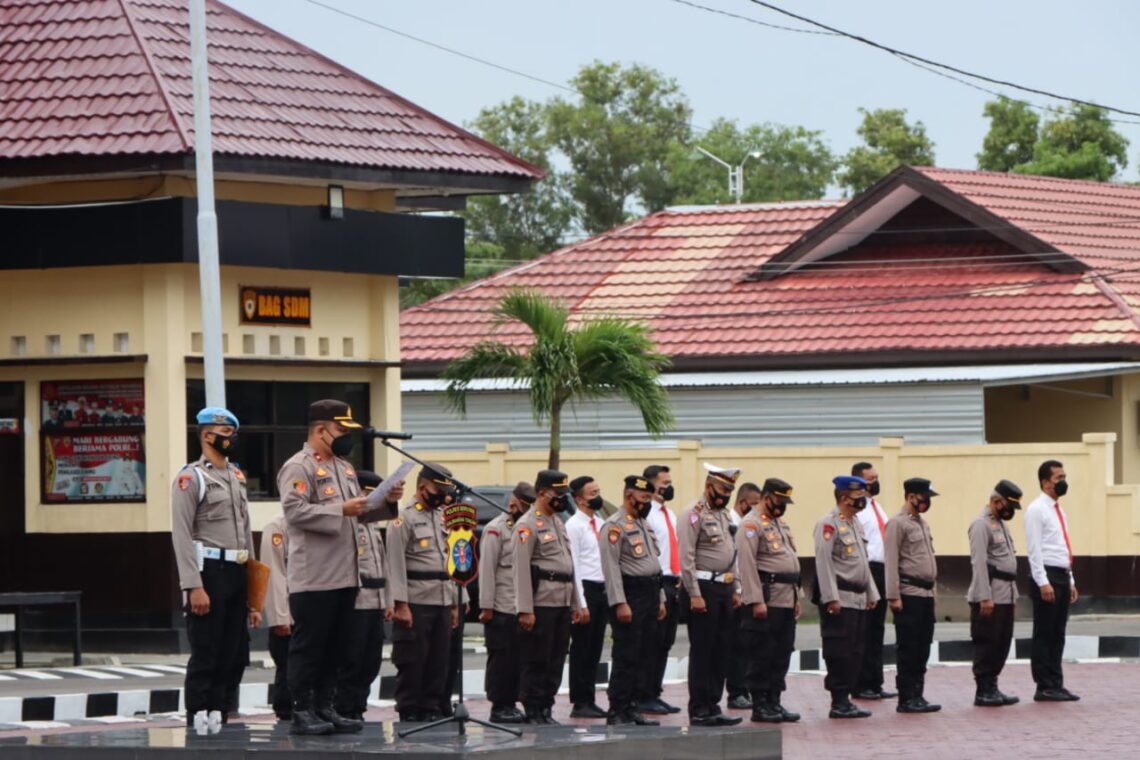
[240,286,311,327]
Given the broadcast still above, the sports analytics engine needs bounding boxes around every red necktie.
[589,516,598,541]
[873,500,886,539]
[661,506,680,575]
[1054,502,1073,567]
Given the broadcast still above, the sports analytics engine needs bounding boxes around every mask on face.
[850,496,867,511]
[207,432,237,456]
[550,492,571,513]
[868,480,881,497]
[328,429,355,458]
[768,498,787,518]
[660,485,675,502]
[707,488,729,510]
[914,496,931,513]
[635,499,652,520]
[998,502,1016,521]
[423,488,449,509]
[1053,479,1069,498]
[586,495,604,512]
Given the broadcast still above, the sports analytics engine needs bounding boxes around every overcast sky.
[227,0,1140,185]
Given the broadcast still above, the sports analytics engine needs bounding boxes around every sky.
[225,0,1140,187]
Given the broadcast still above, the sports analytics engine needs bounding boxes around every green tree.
[977,98,1039,172]
[443,289,674,468]
[547,61,693,234]
[464,97,574,260]
[838,108,936,195]
[1016,103,1129,181]
[666,117,838,205]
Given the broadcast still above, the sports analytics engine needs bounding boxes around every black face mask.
[1053,479,1069,498]
[207,432,237,456]
[550,493,571,513]
[914,496,931,513]
[634,499,652,520]
[868,481,881,497]
[660,485,675,502]
[586,495,604,512]
[768,499,787,518]
[850,496,867,511]
[329,431,355,458]
[424,489,450,509]
[707,489,730,510]
[998,502,1016,521]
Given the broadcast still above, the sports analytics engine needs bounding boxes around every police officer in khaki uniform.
[600,475,667,726]
[678,463,744,727]
[172,407,257,736]
[514,469,584,725]
[813,475,880,719]
[968,480,1023,707]
[477,482,535,724]
[279,399,380,736]
[335,471,403,721]
[737,478,801,724]
[260,512,291,720]
[386,463,462,723]
[884,477,941,714]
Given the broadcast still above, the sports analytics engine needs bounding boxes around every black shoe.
[851,688,885,700]
[398,710,422,723]
[727,694,753,710]
[570,703,608,719]
[692,713,743,726]
[1034,688,1071,702]
[878,689,897,699]
[1058,688,1080,701]
[829,700,871,719]
[490,706,527,724]
[540,707,560,725]
[289,709,335,735]
[315,706,364,733]
[974,689,1006,707]
[770,693,800,722]
[997,690,1020,705]
[750,703,783,723]
[611,709,659,726]
[897,697,941,714]
[420,710,446,722]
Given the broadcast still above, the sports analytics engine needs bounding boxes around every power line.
[743,0,1140,119]
[668,0,836,35]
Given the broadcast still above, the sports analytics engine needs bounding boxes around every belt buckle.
[722,572,734,584]
[235,550,249,565]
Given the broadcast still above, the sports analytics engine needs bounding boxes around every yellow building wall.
[414,433,1140,559]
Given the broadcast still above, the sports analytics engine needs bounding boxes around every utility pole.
[189,0,226,407]
[694,147,762,204]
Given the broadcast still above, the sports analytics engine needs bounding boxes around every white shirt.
[565,510,605,607]
[855,497,889,563]
[1025,492,1075,587]
[729,509,743,527]
[645,500,678,576]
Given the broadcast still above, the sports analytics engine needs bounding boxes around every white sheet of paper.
[365,460,417,508]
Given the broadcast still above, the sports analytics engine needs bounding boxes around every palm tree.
[443,288,674,469]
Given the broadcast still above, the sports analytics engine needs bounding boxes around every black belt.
[662,574,680,583]
[987,565,1016,582]
[836,578,867,593]
[760,571,801,585]
[406,570,450,581]
[531,566,573,583]
[899,575,935,591]
[622,574,662,586]
[582,579,605,588]
[360,576,387,589]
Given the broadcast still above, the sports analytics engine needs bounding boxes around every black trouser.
[607,579,659,712]
[439,623,462,714]
[819,605,866,697]
[184,559,249,715]
[742,605,796,701]
[855,561,887,692]
[639,576,680,701]
[726,605,750,699]
[893,594,935,697]
[1029,566,1071,689]
[686,580,734,717]
[971,602,1014,686]
[335,608,385,717]
[569,580,608,706]
[519,606,571,711]
[287,587,357,710]
[267,630,292,717]
[484,610,522,708]
[391,603,451,715]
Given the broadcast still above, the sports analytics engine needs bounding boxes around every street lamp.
[693,147,762,204]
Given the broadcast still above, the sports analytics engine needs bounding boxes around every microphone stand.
[377,437,522,740]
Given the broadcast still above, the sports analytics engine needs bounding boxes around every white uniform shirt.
[645,500,678,576]
[855,497,889,563]
[729,509,743,527]
[1025,492,1075,587]
[566,509,605,607]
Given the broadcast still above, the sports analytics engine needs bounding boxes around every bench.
[0,591,82,668]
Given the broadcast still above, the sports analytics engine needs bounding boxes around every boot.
[540,707,561,726]
[974,678,1004,707]
[898,684,940,714]
[490,704,527,724]
[771,690,800,722]
[829,693,871,719]
[290,694,335,736]
[749,698,783,724]
[314,695,364,734]
[524,704,545,725]
[995,682,1020,706]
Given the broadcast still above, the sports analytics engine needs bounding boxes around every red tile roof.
[401,168,1140,370]
[0,0,542,181]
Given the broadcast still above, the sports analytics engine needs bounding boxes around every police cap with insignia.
[535,469,571,494]
[832,474,867,492]
[994,479,1023,508]
[762,477,794,504]
[703,462,741,487]
[513,481,537,505]
[624,474,655,493]
[308,399,363,429]
[196,406,239,431]
[419,462,457,494]
[903,477,939,496]
[356,470,382,492]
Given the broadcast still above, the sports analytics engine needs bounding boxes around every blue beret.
[196,407,239,430]
[832,475,867,491]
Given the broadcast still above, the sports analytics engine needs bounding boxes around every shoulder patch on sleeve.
[392,516,403,527]
[517,527,531,543]
[292,480,307,494]
[271,533,284,547]
[688,512,699,526]
[822,524,835,541]
[177,474,193,491]
[608,526,621,544]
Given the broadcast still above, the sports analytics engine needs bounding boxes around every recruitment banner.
[41,379,145,430]
[42,432,146,503]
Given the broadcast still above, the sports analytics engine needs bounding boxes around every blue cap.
[832,475,867,492]
[196,407,239,431]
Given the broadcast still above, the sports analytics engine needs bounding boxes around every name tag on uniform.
[540,532,555,543]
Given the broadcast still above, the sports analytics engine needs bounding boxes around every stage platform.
[0,720,780,759]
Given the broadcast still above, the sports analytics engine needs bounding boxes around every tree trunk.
[548,401,562,470]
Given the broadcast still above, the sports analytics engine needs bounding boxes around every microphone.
[363,428,413,441]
